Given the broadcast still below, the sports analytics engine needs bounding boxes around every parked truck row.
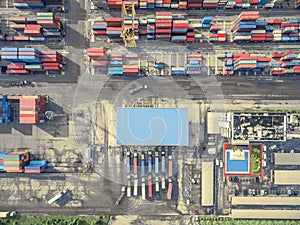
[125,150,174,200]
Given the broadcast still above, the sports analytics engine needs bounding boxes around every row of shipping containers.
[219,51,300,75]
[106,0,272,9]
[13,0,62,8]
[2,13,63,42]
[232,11,300,42]
[87,48,202,75]
[93,12,198,43]
[0,96,12,124]
[126,151,173,200]
[1,48,63,74]
[0,95,45,124]
[92,12,300,44]
[0,151,47,173]
[19,95,46,124]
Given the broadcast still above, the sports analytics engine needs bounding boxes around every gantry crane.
[120,2,137,48]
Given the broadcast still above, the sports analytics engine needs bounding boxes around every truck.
[141,153,145,177]
[47,189,70,205]
[126,153,131,174]
[129,84,148,94]
[155,176,160,192]
[133,152,138,175]
[127,175,131,197]
[161,152,166,173]
[0,211,18,218]
[133,176,138,196]
[86,148,92,159]
[148,152,152,173]
[167,179,173,200]
[141,178,146,200]
[168,155,173,177]
[155,151,159,174]
[161,176,166,190]
[115,186,126,206]
[148,174,153,198]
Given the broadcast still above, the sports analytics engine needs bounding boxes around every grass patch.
[251,145,261,175]
[0,215,109,225]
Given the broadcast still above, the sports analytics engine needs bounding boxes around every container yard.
[105,0,285,9]
[1,0,300,223]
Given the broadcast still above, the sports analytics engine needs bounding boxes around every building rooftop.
[231,196,300,205]
[274,153,300,166]
[231,209,300,219]
[116,108,189,145]
[201,161,214,206]
[274,170,300,185]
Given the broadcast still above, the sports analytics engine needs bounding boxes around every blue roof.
[117,108,189,145]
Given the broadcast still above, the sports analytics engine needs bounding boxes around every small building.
[274,153,300,166]
[274,170,300,185]
[231,196,300,206]
[201,161,214,206]
[231,209,300,219]
[207,112,229,137]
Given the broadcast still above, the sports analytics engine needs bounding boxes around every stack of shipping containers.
[0,151,47,173]
[209,25,227,42]
[202,16,212,28]
[185,54,202,75]
[171,20,189,42]
[19,95,45,124]
[92,22,107,35]
[188,0,203,9]
[8,12,63,42]
[231,11,259,42]
[0,96,12,124]
[155,12,172,41]
[0,152,8,172]
[2,48,62,74]
[108,53,123,75]
[106,18,123,39]
[24,160,47,173]
[203,0,218,9]
[123,54,139,75]
[24,24,43,39]
[37,12,62,38]
[106,0,271,9]
[13,0,62,8]
[147,15,156,40]
[232,12,299,42]
[40,50,63,71]
[3,152,29,173]
[222,52,272,75]
[13,0,45,8]
[271,52,300,75]
[107,0,122,8]
[88,48,108,69]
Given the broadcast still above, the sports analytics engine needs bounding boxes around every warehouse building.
[274,170,300,185]
[231,209,300,219]
[201,161,214,206]
[116,108,189,145]
[274,153,300,166]
[231,196,300,205]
